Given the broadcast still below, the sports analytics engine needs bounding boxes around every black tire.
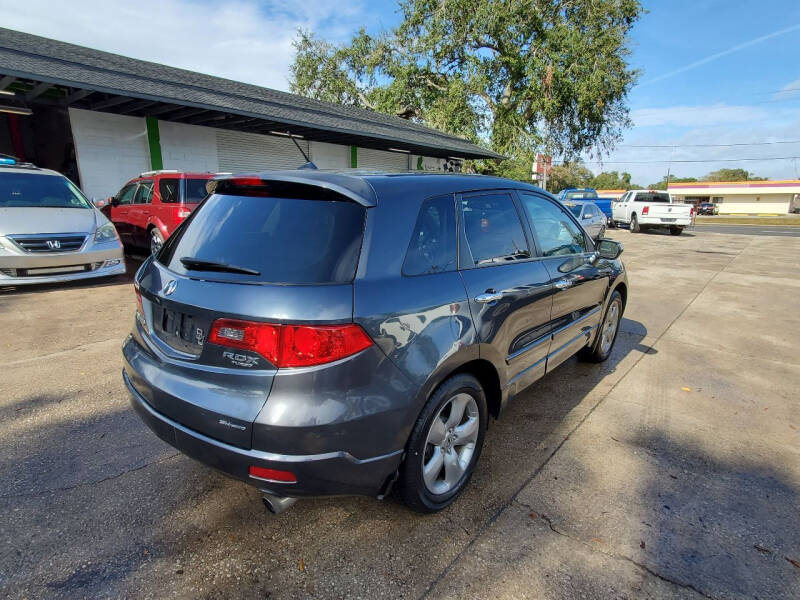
[398,373,488,513]
[579,290,623,363]
[150,228,165,255]
[608,218,616,229]
[669,226,683,236]
[630,213,640,233]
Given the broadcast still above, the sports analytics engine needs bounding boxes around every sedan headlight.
[94,222,119,243]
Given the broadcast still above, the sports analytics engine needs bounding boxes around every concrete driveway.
[1,229,798,599]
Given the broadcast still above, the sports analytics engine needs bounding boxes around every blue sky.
[2,0,799,184]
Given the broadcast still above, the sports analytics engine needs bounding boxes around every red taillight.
[641,206,649,215]
[280,324,373,367]
[135,285,144,317]
[249,466,296,483]
[208,320,372,367]
[209,319,281,364]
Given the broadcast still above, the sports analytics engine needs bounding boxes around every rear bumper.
[124,369,403,497]
[639,216,691,226]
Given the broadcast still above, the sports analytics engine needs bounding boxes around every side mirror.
[110,196,119,207]
[596,239,623,260]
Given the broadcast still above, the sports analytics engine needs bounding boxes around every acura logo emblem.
[163,280,177,296]
[46,240,61,250]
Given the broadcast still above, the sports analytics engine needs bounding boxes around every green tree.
[703,168,766,182]
[290,0,643,159]
[589,170,639,189]
[647,175,698,190]
[548,161,594,192]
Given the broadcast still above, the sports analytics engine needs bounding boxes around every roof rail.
[139,169,181,177]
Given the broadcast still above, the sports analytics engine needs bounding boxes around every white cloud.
[631,104,769,128]
[773,78,800,101]
[0,0,368,91]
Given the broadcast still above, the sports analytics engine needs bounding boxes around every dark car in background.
[123,171,627,513]
[103,170,216,255]
[696,202,718,215]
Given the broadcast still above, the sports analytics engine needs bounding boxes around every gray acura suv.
[124,171,627,513]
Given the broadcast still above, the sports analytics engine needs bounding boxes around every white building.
[668,180,800,215]
[0,28,498,200]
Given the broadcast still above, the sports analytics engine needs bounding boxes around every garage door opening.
[0,106,80,186]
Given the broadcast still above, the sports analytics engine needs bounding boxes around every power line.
[620,139,800,148]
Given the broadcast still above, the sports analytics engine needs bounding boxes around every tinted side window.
[159,178,180,203]
[461,193,529,265]
[519,193,587,257]
[117,184,136,205]
[403,195,456,276]
[184,178,210,203]
[134,180,154,204]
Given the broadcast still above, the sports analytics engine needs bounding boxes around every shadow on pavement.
[1,315,657,599]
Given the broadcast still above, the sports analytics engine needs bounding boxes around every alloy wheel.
[422,393,479,495]
[600,299,621,355]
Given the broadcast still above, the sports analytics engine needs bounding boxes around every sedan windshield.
[0,173,91,208]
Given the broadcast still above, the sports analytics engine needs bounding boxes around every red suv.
[104,171,216,254]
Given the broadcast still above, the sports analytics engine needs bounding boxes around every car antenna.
[285,131,317,170]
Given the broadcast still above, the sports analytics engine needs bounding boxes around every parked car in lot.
[563,200,606,240]
[104,170,215,255]
[612,189,693,235]
[123,171,627,513]
[0,159,125,286]
[696,202,718,215]
[557,188,613,226]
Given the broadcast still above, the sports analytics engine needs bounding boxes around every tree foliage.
[547,161,594,192]
[589,170,638,190]
[647,175,698,190]
[703,168,766,182]
[290,0,643,159]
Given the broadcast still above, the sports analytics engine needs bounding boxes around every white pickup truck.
[611,190,693,235]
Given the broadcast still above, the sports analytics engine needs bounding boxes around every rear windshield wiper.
[179,257,261,276]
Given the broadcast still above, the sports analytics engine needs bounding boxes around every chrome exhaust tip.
[262,493,297,515]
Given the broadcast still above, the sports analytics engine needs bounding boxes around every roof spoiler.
[206,171,377,207]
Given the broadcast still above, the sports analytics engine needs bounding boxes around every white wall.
[716,194,791,214]
[159,121,219,173]
[310,141,350,169]
[69,108,151,199]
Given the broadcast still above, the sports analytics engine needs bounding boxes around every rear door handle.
[475,291,504,303]
[554,279,573,290]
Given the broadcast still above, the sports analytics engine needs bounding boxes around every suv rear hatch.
[126,177,369,449]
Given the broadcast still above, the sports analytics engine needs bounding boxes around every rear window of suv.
[159,190,365,284]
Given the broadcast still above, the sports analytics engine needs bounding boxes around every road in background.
[693,224,800,237]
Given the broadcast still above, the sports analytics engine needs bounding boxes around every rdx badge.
[222,351,260,368]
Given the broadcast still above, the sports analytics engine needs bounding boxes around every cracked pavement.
[1,230,799,599]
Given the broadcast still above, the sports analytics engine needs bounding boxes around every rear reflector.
[209,319,372,367]
[249,466,296,483]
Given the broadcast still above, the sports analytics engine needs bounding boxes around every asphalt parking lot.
[1,227,799,600]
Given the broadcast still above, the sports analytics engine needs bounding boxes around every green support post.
[350,145,358,168]
[145,117,163,171]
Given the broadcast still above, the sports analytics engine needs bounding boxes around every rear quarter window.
[159,191,365,284]
[403,195,457,276]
